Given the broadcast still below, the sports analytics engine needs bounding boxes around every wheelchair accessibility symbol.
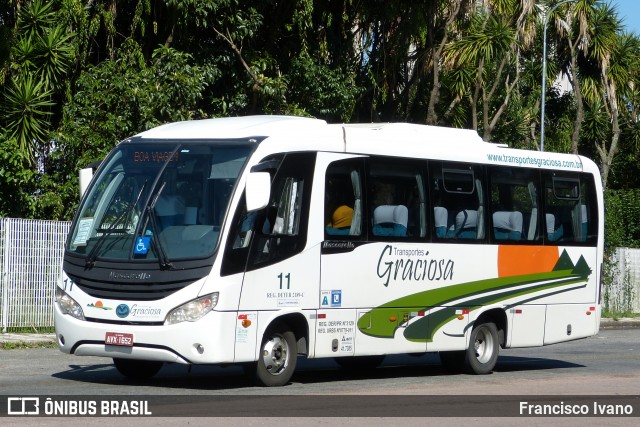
[134,236,151,255]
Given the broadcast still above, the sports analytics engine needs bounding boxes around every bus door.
[223,152,319,362]
[318,154,427,358]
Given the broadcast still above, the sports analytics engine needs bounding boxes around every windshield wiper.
[85,180,148,268]
[142,182,174,270]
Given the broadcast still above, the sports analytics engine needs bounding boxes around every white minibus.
[55,115,604,386]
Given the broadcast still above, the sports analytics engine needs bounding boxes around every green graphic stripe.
[404,278,587,342]
[382,270,574,310]
[357,271,584,339]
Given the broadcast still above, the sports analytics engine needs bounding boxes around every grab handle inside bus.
[246,171,271,211]
[79,167,93,198]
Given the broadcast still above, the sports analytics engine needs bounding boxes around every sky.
[612,0,640,35]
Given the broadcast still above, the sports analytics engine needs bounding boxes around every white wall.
[610,248,640,314]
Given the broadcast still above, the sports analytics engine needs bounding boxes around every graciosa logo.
[376,244,454,287]
[116,304,130,318]
[129,304,162,319]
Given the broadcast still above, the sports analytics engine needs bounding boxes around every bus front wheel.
[464,321,499,375]
[112,358,163,379]
[253,321,297,387]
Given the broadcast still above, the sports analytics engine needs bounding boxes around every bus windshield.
[66,141,252,264]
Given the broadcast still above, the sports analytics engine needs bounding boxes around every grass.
[0,341,57,350]
[0,325,57,350]
[601,309,640,320]
[3,326,55,333]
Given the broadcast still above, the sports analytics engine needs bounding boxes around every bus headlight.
[165,293,218,325]
[55,288,85,321]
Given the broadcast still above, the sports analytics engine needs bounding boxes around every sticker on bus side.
[320,290,342,308]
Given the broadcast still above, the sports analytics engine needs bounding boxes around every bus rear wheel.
[252,321,297,387]
[113,358,163,379]
[464,321,499,374]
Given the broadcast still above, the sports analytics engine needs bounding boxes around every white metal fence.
[0,218,70,332]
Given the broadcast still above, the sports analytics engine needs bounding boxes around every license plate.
[105,332,134,347]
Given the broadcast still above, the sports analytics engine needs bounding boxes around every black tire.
[112,358,163,379]
[253,321,297,387]
[464,322,499,374]
[334,355,385,370]
[439,350,465,373]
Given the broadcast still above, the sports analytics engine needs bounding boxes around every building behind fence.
[0,218,70,332]
[0,218,639,332]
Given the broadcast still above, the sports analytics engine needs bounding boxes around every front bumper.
[54,304,239,364]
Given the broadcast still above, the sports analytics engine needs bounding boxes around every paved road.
[1,328,638,424]
[1,328,638,394]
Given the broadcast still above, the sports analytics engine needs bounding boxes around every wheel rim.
[473,326,494,364]
[261,333,289,375]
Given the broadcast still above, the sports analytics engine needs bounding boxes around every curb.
[0,333,56,349]
[599,318,640,330]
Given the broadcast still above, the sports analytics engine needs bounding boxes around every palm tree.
[582,3,635,188]
[424,0,470,125]
[0,0,75,166]
[1,74,54,164]
[541,0,596,155]
[444,0,536,142]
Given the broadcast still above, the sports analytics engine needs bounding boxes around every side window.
[248,152,315,268]
[271,177,304,236]
[367,159,427,239]
[488,167,540,242]
[221,192,253,276]
[430,162,485,241]
[544,172,597,245]
[221,152,315,276]
[325,159,363,237]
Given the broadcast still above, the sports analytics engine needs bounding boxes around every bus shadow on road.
[493,355,584,373]
[51,353,584,391]
[291,353,584,385]
[52,362,254,390]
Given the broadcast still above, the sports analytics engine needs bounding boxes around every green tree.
[2,0,640,220]
[580,3,629,188]
[0,134,37,217]
[444,0,535,142]
[287,54,359,122]
[559,0,593,154]
[1,0,75,166]
[1,74,54,164]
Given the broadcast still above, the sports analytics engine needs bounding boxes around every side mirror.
[246,172,271,211]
